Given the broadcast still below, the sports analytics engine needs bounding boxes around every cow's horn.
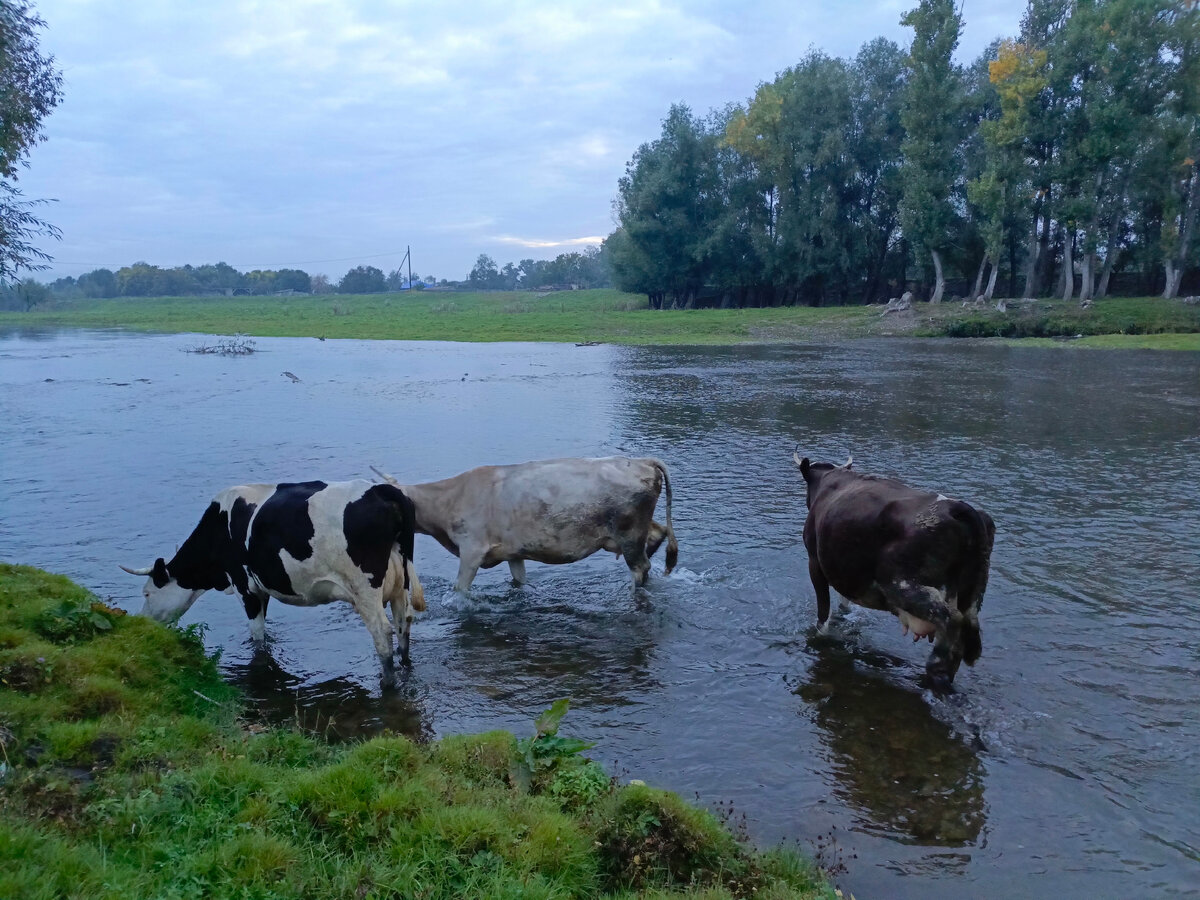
[793,451,805,468]
[838,454,854,469]
[370,465,399,486]
[119,564,153,576]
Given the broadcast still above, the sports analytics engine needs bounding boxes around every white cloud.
[491,235,605,249]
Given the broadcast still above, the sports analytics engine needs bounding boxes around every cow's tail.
[951,502,995,666]
[379,484,426,612]
[651,459,678,575]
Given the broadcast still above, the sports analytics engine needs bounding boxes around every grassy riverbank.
[2,289,1198,349]
[0,564,834,900]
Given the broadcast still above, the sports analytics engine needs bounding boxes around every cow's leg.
[508,558,527,586]
[387,590,414,667]
[454,558,481,593]
[454,547,484,593]
[645,521,668,559]
[621,538,652,587]
[406,558,426,612]
[925,636,963,688]
[354,594,397,687]
[392,556,422,666]
[808,559,831,628]
[880,580,962,688]
[242,593,268,643]
[393,601,413,666]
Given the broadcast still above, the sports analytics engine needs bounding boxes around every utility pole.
[397,245,412,291]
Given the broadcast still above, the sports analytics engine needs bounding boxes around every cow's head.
[120,558,206,623]
[793,451,852,504]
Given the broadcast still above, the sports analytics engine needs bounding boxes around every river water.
[1,328,1197,898]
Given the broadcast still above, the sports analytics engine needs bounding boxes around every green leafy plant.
[33,599,122,644]
[510,698,595,793]
[549,759,612,810]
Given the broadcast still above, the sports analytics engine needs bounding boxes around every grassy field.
[2,288,1198,349]
[0,564,834,900]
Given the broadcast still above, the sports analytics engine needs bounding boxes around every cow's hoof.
[924,673,955,694]
[379,656,398,689]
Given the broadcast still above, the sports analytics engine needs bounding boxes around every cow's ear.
[800,457,811,477]
[151,557,170,588]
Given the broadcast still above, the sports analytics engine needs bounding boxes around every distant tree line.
[466,246,611,290]
[32,261,441,301]
[23,247,613,307]
[606,0,1200,308]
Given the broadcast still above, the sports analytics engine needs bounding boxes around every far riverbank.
[2,289,1197,349]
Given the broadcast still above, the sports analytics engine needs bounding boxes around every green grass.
[932,295,1200,342]
[2,288,1196,348]
[0,564,834,900]
[1007,332,1200,350]
[0,289,879,345]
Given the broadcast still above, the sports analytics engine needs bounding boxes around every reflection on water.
[224,648,433,743]
[2,330,1198,899]
[446,584,662,708]
[796,645,985,847]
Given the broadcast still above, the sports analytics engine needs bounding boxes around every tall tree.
[0,0,63,284]
[1155,0,1200,297]
[339,265,386,293]
[969,40,1045,299]
[614,104,722,308]
[899,0,965,303]
[467,254,500,289]
[1052,0,1169,302]
[849,38,909,302]
[76,267,116,298]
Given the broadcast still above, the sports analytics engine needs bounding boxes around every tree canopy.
[0,0,63,284]
[610,0,1200,307]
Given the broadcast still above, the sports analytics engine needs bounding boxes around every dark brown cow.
[795,454,995,687]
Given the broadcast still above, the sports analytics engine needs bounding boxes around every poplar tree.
[899,0,964,303]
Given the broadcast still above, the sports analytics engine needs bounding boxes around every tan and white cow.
[375,457,678,592]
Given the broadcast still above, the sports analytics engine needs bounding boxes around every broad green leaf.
[534,698,570,737]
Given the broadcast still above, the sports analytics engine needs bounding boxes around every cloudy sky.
[24,0,1022,284]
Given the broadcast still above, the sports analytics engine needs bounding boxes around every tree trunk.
[1164,167,1198,299]
[930,249,945,304]
[1008,232,1019,298]
[972,254,988,299]
[1079,251,1094,303]
[1163,260,1181,299]
[1098,246,1119,299]
[1061,229,1074,302]
[1035,207,1054,296]
[1022,222,1039,298]
[984,261,999,300]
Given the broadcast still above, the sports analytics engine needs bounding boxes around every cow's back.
[485,457,661,564]
[808,472,990,602]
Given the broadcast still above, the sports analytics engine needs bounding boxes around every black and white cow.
[375,457,678,592]
[122,480,424,685]
[795,454,995,688]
